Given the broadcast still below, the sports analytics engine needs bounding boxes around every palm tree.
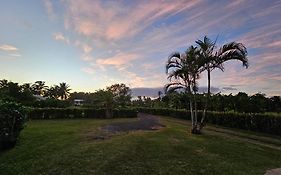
[165,46,203,133]
[45,85,60,99]
[21,83,31,92]
[0,79,9,88]
[196,36,248,126]
[31,81,48,96]
[58,83,71,100]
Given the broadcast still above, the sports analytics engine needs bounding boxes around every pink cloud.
[96,53,138,67]
[267,40,281,47]
[0,44,18,51]
[64,0,200,40]
[81,67,95,75]
[53,33,70,44]
[82,44,92,54]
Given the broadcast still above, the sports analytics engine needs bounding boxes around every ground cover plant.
[1,116,281,175]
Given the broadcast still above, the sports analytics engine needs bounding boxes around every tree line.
[1,79,280,113]
[152,92,281,113]
[0,80,132,109]
[0,80,70,107]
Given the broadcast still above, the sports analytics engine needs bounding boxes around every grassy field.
[1,117,281,175]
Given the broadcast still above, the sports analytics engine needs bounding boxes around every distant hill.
[131,86,235,98]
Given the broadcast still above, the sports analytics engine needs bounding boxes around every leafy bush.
[136,107,281,136]
[31,98,71,108]
[0,101,25,150]
[27,108,137,119]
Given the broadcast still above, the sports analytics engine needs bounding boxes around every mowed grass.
[1,117,281,175]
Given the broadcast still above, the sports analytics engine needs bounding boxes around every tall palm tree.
[196,36,248,125]
[165,46,202,133]
[58,83,71,100]
[21,83,31,92]
[0,79,9,88]
[31,81,48,96]
[45,85,60,99]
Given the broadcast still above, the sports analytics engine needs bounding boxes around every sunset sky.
[0,0,280,96]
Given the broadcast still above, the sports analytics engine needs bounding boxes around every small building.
[33,95,47,101]
[74,99,84,106]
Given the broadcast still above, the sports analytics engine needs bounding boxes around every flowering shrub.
[0,101,25,150]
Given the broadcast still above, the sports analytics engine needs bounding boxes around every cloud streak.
[0,44,18,51]
[41,0,281,95]
[43,0,56,20]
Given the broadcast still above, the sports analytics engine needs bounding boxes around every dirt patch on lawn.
[86,113,165,141]
[102,113,165,133]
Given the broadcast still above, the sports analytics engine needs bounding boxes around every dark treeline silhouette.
[0,79,71,107]
[69,83,132,108]
[0,79,132,109]
[1,79,280,113]
[130,92,281,113]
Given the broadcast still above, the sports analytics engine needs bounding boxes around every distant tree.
[0,80,35,104]
[106,83,131,107]
[0,79,8,88]
[249,93,267,113]
[20,83,35,104]
[21,83,32,92]
[31,81,48,96]
[45,85,60,99]
[93,90,114,118]
[268,96,281,112]
[58,83,71,100]
[233,92,250,112]
[5,82,21,101]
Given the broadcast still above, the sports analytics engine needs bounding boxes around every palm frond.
[164,82,185,94]
[217,47,248,68]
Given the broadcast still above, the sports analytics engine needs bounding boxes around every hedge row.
[136,108,281,136]
[27,108,137,119]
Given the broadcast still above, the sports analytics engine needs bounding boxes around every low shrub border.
[136,107,281,136]
[26,108,138,120]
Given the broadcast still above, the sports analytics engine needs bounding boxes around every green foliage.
[68,83,132,108]
[0,80,36,105]
[31,81,48,96]
[26,108,137,119]
[0,79,73,108]
[0,101,26,150]
[32,98,71,108]
[144,92,281,113]
[107,83,132,107]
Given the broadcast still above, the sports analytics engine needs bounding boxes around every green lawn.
[1,117,281,175]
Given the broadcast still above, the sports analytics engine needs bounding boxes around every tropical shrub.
[0,101,25,150]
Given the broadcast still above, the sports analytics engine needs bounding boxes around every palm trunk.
[201,67,210,125]
[194,94,198,125]
[189,98,194,131]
